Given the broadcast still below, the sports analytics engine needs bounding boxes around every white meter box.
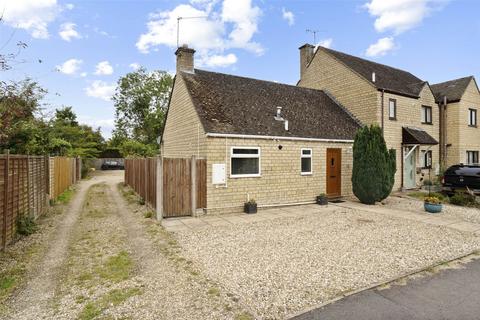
[212,163,226,184]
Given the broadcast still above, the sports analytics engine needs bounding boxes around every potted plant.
[424,196,443,213]
[244,199,257,214]
[316,193,328,205]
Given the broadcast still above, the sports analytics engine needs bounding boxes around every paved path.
[333,200,480,234]
[292,257,480,320]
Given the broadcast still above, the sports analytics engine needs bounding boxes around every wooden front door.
[326,148,342,198]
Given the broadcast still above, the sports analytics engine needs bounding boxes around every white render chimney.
[372,72,376,83]
[274,107,284,121]
[284,120,289,131]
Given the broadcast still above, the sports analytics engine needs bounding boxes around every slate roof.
[180,69,362,140]
[402,127,438,145]
[316,46,427,98]
[431,76,474,103]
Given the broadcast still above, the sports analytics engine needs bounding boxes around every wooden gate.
[124,157,207,218]
[162,158,206,217]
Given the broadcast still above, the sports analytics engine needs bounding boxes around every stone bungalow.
[161,46,361,214]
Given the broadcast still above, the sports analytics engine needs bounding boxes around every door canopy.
[402,127,438,145]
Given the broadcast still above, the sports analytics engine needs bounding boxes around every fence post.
[27,155,32,218]
[144,158,148,205]
[45,155,50,202]
[156,156,163,220]
[191,155,197,216]
[3,150,10,250]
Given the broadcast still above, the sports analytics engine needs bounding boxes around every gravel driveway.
[174,205,480,319]
[384,196,480,225]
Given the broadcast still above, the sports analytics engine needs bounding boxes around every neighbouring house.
[161,45,362,214]
[297,44,440,190]
[431,76,480,167]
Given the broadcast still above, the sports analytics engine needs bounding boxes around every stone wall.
[205,137,354,214]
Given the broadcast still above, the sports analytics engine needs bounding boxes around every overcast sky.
[1,0,479,138]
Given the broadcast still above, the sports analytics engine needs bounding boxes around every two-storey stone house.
[431,76,480,167]
[298,44,440,190]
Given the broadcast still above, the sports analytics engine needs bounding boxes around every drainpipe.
[381,89,385,136]
[442,96,448,169]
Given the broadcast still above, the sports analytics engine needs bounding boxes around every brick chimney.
[175,44,195,74]
[299,43,314,79]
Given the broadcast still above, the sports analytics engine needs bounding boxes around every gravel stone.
[175,207,480,319]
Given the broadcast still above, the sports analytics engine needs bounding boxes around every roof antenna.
[306,29,323,44]
[177,16,208,48]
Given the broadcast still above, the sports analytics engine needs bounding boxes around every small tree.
[352,125,396,204]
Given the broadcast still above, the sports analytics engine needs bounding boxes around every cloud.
[281,8,294,26]
[364,0,448,35]
[198,53,237,67]
[85,81,116,101]
[59,22,81,41]
[129,63,141,70]
[0,0,63,39]
[94,61,114,75]
[365,37,395,57]
[65,3,74,10]
[56,58,83,75]
[136,0,262,67]
[317,38,333,49]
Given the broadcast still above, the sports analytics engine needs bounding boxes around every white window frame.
[466,150,479,165]
[300,148,313,175]
[421,150,432,168]
[469,108,477,127]
[230,146,261,178]
[388,99,396,120]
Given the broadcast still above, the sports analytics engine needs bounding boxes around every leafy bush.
[450,191,476,206]
[138,197,145,205]
[352,125,396,204]
[16,215,37,236]
[423,179,433,186]
[143,211,153,218]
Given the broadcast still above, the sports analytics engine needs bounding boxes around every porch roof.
[402,127,438,145]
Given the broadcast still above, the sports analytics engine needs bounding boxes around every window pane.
[389,101,395,118]
[301,158,311,173]
[421,107,426,123]
[232,158,259,175]
[302,149,311,155]
[232,148,258,155]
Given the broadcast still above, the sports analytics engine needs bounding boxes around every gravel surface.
[384,196,480,224]
[174,206,480,319]
[4,171,252,320]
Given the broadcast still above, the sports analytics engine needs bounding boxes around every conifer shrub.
[352,125,396,204]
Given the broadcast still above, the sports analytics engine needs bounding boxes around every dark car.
[442,164,480,195]
[101,160,124,170]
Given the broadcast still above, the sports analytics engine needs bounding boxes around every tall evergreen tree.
[352,125,396,204]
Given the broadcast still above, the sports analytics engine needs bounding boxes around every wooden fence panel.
[0,154,79,249]
[124,157,206,218]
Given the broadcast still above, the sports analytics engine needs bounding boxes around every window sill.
[421,122,433,125]
[301,172,312,176]
[389,117,397,121]
[230,174,261,178]
[468,125,478,128]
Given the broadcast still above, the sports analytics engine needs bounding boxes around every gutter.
[205,133,354,143]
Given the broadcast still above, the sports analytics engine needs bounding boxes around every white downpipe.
[206,132,353,143]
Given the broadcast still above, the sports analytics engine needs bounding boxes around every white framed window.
[301,148,312,175]
[421,105,432,124]
[389,99,396,120]
[421,150,432,168]
[466,151,479,165]
[469,108,477,127]
[230,147,261,177]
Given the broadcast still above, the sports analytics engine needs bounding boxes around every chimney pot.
[175,44,195,74]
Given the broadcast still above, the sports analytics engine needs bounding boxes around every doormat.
[329,200,345,203]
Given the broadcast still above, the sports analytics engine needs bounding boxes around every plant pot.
[244,203,257,214]
[424,202,442,213]
[316,196,328,205]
